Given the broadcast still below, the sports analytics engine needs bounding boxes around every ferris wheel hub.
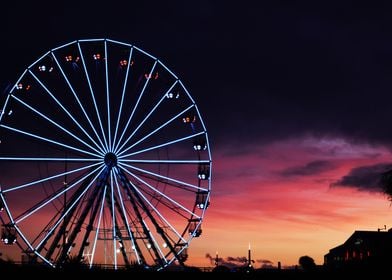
[104,152,117,168]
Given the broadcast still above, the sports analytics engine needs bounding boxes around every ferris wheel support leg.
[43,170,99,262]
[116,168,186,268]
[56,170,109,266]
[104,190,131,268]
[75,186,105,263]
[113,175,144,265]
[115,168,162,266]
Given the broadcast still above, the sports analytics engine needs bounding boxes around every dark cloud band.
[331,163,392,192]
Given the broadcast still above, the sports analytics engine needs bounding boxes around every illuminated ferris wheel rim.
[0,38,212,270]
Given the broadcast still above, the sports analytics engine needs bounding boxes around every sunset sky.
[2,1,392,269]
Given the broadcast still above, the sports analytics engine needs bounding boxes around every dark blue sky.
[2,1,392,148]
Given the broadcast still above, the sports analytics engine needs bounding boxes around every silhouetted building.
[324,229,392,270]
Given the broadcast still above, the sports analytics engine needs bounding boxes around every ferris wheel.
[0,38,211,270]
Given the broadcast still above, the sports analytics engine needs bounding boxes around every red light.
[182,116,196,123]
[145,72,159,80]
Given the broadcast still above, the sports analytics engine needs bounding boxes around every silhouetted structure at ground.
[3,229,392,280]
[324,228,392,271]
[1,260,391,280]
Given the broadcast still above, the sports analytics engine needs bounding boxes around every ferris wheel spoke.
[125,180,173,263]
[139,186,191,220]
[35,165,105,252]
[127,177,185,242]
[104,41,112,152]
[140,219,167,264]
[112,173,142,264]
[117,104,195,157]
[56,173,105,265]
[3,161,101,193]
[0,94,11,123]
[109,171,117,268]
[75,185,105,263]
[90,184,107,268]
[120,159,210,164]
[77,42,109,152]
[0,157,99,162]
[14,164,104,224]
[28,70,106,155]
[51,52,107,154]
[119,162,207,192]
[114,167,167,264]
[1,124,101,158]
[108,171,133,268]
[118,165,199,219]
[118,131,205,159]
[113,60,158,153]
[10,95,104,156]
[112,47,133,153]
[113,80,178,154]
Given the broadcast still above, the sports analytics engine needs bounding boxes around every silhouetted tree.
[380,170,392,201]
[212,265,231,273]
[298,255,316,271]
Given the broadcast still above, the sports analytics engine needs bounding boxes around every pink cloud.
[1,136,391,269]
[187,136,392,268]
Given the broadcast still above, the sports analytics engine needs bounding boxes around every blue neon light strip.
[35,165,105,250]
[0,124,101,158]
[125,177,167,262]
[109,171,118,269]
[104,40,112,151]
[0,192,56,267]
[124,172,185,242]
[113,60,158,153]
[15,164,104,224]
[3,162,101,193]
[77,42,109,152]
[113,173,141,263]
[117,104,195,157]
[0,157,99,161]
[0,94,11,123]
[90,183,107,268]
[118,131,205,159]
[118,164,199,219]
[117,162,207,192]
[112,47,133,152]
[51,52,106,154]
[114,80,178,154]
[11,95,104,156]
[120,159,210,164]
[28,69,106,154]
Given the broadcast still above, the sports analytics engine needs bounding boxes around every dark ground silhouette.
[1,260,390,280]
